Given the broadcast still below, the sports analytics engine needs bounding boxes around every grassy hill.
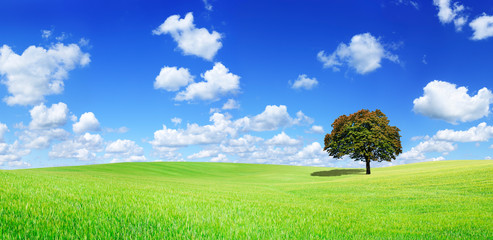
[0,160,491,239]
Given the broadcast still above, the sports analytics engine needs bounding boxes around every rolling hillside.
[0,160,492,239]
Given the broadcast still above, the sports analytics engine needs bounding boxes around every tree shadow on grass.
[311,169,365,177]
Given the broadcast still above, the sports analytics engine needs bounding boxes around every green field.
[0,160,492,239]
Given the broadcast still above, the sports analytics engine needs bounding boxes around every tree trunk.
[365,158,371,174]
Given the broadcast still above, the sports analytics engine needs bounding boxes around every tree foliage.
[324,109,402,174]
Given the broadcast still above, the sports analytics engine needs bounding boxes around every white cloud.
[404,122,493,163]
[175,62,240,101]
[413,80,493,124]
[41,30,52,39]
[431,156,445,161]
[29,102,68,129]
[105,126,129,133]
[153,12,222,61]
[188,149,218,159]
[222,99,240,110]
[0,123,8,142]
[0,43,90,105]
[434,122,493,142]
[307,125,325,134]
[292,142,329,165]
[49,133,104,161]
[73,112,101,134]
[433,0,467,31]
[265,132,300,146]
[56,32,68,41]
[78,38,90,47]
[203,0,212,11]
[400,140,456,161]
[211,154,228,162]
[409,1,419,10]
[290,74,318,90]
[20,128,70,149]
[148,105,319,165]
[293,111,314,126]
[469,14,493,40]
[394,0,419,10]
[151,146,183,161]
[18,102,71,149]
[317,33,398,74]
[410,135,430,141]
[150,112,237,147]
[219,135,263,154]
[150,105,311,149]
[246,107,313,132]
[171,117,182,125]
[154,66,194,91]
[186,134,339,167]
[105,139,146,163]
[0,141,31,168]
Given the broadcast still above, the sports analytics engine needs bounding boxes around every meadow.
[0,160,491,239]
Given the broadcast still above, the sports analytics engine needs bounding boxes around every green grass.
[0,160,492,239]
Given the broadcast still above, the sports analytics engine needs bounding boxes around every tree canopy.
[324,109,402,174]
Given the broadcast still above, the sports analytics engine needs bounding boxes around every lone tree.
[324,109,402,174]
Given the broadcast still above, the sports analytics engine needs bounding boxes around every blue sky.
[0,0,492,169]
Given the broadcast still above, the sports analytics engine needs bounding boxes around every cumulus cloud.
[222,99,240,110]
[73,112,101,134]
[404,122,493,162]
[219,135,263,155]
[151,146,183,161]
[105,139,146,163]
[175,62,240,101]
[307,125,325,134]
[150,113,237,147]
[49,133,103,161]
[434,122,493,142]
[290,74,318,90]
[413,80,493,124]
[317,33,398,74]
[433,0,468,31]
[211,154,228,162]
[227,139,334,166]
[236,105,313,132]
[150,105,311,149]
[19,128,70,149]
[469,14,493,40]
[146,104,342,166]
[148,104,325,165]
[171,117,182,125]
[0,43,90,105]
[0,123,8,142]
[0,141,31,168]
[153,12,222,60]
[400,140,456,161]
[187,149,219,159]
[292,142,329,165]
[265,132,300,146]
[17,102,71,149]
[29,102,68,129]
[154,66,194,91]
